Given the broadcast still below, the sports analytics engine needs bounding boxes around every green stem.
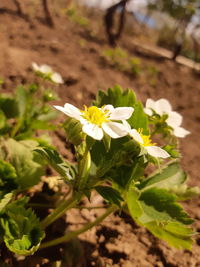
[40,205,117,249]
[40,194,80,229]
[74,205,109,210]
[11,118,23,138]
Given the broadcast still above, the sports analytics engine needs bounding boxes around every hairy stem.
[40,205,117,249]
[40,194,80,229]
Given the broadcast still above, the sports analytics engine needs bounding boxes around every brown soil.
[0,1,200,266]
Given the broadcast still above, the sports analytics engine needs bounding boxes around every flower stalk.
[40,205,117,249]
[40,193,81,229]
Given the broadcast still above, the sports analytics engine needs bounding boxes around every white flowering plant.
[0,85,199,259]
[32,63,64,84]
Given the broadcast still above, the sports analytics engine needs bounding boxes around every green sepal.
[63,117,84,146]
[102,134,111,152]
[163,145,180,158]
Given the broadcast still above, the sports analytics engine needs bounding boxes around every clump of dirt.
[0,1,200,266]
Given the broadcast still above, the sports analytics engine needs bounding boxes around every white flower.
[144,98,190,138]
[54,103,134,140]
[123,121,170,158]
[32,62,64,84]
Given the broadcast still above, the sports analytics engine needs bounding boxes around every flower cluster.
[54,103,133,140]
[32,63,64,84]
[54,102,173,159]
[144,98,190,138]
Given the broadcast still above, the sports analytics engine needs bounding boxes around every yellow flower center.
[138,129,156,147]
[81,106,109,126]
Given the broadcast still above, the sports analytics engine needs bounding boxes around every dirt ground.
[0,1,200,266]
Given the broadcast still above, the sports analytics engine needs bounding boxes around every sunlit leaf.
[139,162,186,191]
[0,139,43,189]
[145,221,194,250]
[138,188,193,225]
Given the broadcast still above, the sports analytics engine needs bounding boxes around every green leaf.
[95,186,123,206]
[0,160,18,192]
[15,86,28,118]
[35,146,76,183]
[139,162,187,191]
[138,188,193,225]
[126,187,194,249]
[0,110,6,129]
[63,117,83,146]
[38,109,58,121]
[0,139,44,189]
[93,85,149,134]
[145,221,194,250]
[1,198,45,255]
[0,95,18,118]
[30,120,56,131]
[126,187,143,218]
[93,85,137,108]
[128,101,149,134]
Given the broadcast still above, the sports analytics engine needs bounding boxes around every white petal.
[82,123,103,140]
[102,105,114,116]
[129,129,143,144]
[63,103,82,120]
[40,64,52,74]
[103,105,114,111]
[54,103,81,120]
[109,107,134,120]
[122,120,131,131]
[155,98,172,115]
[173,127,190,138]
[146,99,156,109]
[51,72,64,84]
[167,111,183,128]
[146,146,170,158]
[54,105,67,114]
[32,62,40,71]
[102,122,128,138]
[144,107,153,116]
